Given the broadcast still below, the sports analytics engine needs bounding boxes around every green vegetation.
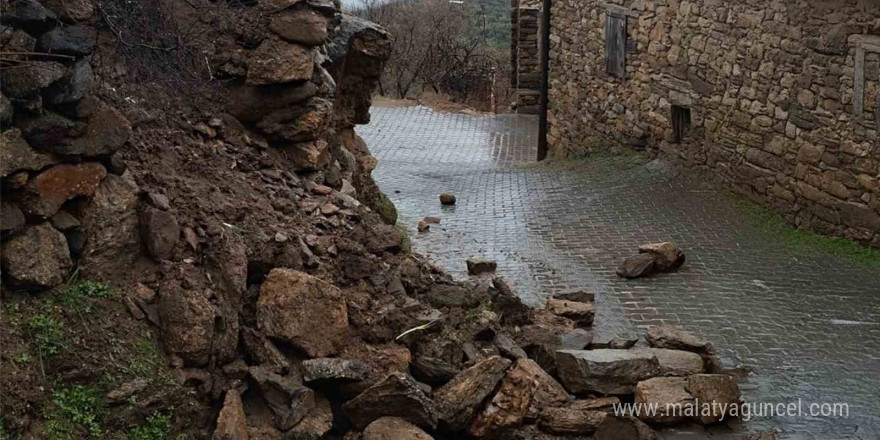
[128,412,171,440]
[57,280,114,313]
[728,193,880,269]
[374,192,399,225]
[12,353,31,366]
[396,224,412,253]
[45,385,104,439]
[477,0,511,49]
[120,332,163,377]
[27,314,63,358]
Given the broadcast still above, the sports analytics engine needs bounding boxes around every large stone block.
[21,162,107,218]
[1,222,72,289]
[556,349,661,395]
[246,37,315,86]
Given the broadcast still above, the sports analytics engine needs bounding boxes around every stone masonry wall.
[548,0,880,246]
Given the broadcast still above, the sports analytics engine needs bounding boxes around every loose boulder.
[439,193,456,205]
[556,349,661,395]
[545,298,594,326]
[595,416,655,440]
[246,37,315,85]
[638,242,685,271]
[1,222,72,288]
[256,269,348,358]
[21,162,107,218]
[139,207,179,260]
[539,407,607,435]
[269,8,329,46]
[363,417,433,440]
[634,377,694,424]
[249,367,315,430]
[37,25,96,55]
[466,258,497,275]
[1,61,65,98]
[434,356,511,430]
[1,128,56,178]
[616,253,656,279]
[157,280,215,366]
[646,324,713,354]
[342,372,437,429]
[629,348,704,377]
[684,374,741,424]
[302,358,371,384]
[213,390,249,440]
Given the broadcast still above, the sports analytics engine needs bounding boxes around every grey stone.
[466,258,497,275]
[556,349,661,395]
[50,210,81,231]
[1,222,72,288]
[249,366,316,431]
[646,324,713,354]
[1,61,66,99]
[1,128,56,177]
[302,358,371,384]
[412,356,460,386]
[0,202,26,237]
[342,372,437,429]
[494,332,528,360]
[43,59,92,105]
[595,416,655,440]
[616,253,656,279]
[139,207,179,259]
[560,328,594,350]
[38,25,96,56]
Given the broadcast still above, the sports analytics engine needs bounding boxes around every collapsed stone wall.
[548,0,880,246]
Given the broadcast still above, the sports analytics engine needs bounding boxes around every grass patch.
[396,224,412,253]
[26,314,63,359]
[45,385,104,439]
[127,412,171,440]
[120,332,163,377]
[57,281,114,313]
[728,193,880,269]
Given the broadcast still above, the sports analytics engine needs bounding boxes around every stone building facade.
[511,0,543,113]
[547,0,880,245]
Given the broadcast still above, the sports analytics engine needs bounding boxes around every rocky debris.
[434,356,511,430]
[342,372,437,429]
[37,25,96,55]
[595,416,656,440]
[213,390,250,440]
[538,406,607,435]
[469,359,540,437]
[1,128,57,177]
[0,202,26,238]
[0,61,65,98]
[423,216,441,224]
[310,184,333,195]
[516,324,562,376]
[556,349,661,395]
[634,377,693,425]
[302,358,371,384]
[560,328,594,350]
[746,429,779,440]
[21,162,107,218]
[228,82,318,122]
[646,324,714,354]
[42,0,94,22]
[493,333,527,360]
[247,37,315,86]
[157,280,215,366]
[491,277,533,325]
[241,326,290,374]
[616,253,656,279]
[286,393,333,440]
[545,298,594,326]
[269,8,329,46]
[62,97,133,156]
[466,258,497,275]
[412,356,460,386]
[139,207,179,260]
[589,328,639,349]
[439,193,456,205]
[552,288,594,303]
[685,374,742,424]
[257,269,348,357]
[617,242,686,279]
[1,222,72,288]
[49,210,80,231]
[417,220,429,232]
[363,417,433,440]
[249,367,316,430]
[630,348,704,377]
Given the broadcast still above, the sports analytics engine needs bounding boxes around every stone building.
[531,0,880,245]
[511,0,543,113]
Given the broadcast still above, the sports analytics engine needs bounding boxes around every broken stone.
[285,393,333,440]
[342,372,437,429]
[133,283,156,302]
[517,324,562,377]
[417,220,429,232]
[556,349,661,395]
[1,222,72,288]
[49,210,80,231]
[62,98,133,156]
[302,358,371,384]
[269,8,328,46]
[553,288,594,303]
[545,299,594,326]
[139,207,179,260]
[539,407,607,435]
[595,416,655,440]
[43,59,91,105]
[469,359,541,437]
[634,377,694,424]
[646,324,713,354]
[213,390,249,440]
[0,202,26,237]
[21,162,107,218]
[257,269,348,358]
[629,347,704,377]
[64,228,87,256]
[560,328,594,350]
[466,258,497,275]
[1,61,65,98]
[311,184,333,195]
[638,242,685,271]
[106,379,149,403]
[589,328,639,349]
[491,277,533,325]
[439,193,456,205]
[0,92,12,124]
[249,366,316,431]
[363,417,433,440]
[146,192,170,211]
[423,216,441,224]
[684,374,741,424]
[227,82,318,122]
[247,37,315,86]
[157,280,214,366]
[616,253,656,279]
[38,25,96,56]
[1,128,56,178]
[494,333,527,360]
[42,0,94,22]
[16,112,78,150]
[434,356,511,430]
[412,356,460,386]
[241,326,290,374]
[320,203,340,216]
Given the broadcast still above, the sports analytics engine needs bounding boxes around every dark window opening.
[605,13,626,79]
[671,105,691,143]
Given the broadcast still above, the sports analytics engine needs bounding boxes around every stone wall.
[512,1,543,114]
[548,0,880,245]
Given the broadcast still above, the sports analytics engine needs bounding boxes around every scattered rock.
[595,416,655,440]
[439,193,456,205]
[417,220,429,232]
[616,253,656,279]
[139,207,180,260]
[269,8,328,46]
[285,393,333,440]
[291,140,331,171]
[634,377,693,424]
[37,25,96,55]
[1,222,72,288]
[0,92,12,124]
[21,162,107,218]
[249,367,316,430]
[412,356,460,386]
[746,429,779,440]
[560,328,594,350]
[646,324,713,354]
[213,390,249,440]
[434,356,511,430]
[1,128,56,178]
[42,0,94,22]
[491,277,533,325]
[146,192,171,211]
[106,379,149,403]
[156,279,215,366]
[638,242,685,271]
[302,358,371,384]
[49,210,80,231]
[552,288,594,303]
[240,326,290,374]
[0,61,65,98]
[539,407,607,435]
[133,283,156,302]
[493,333,527,360]
[247,37,315,86]
[545,298,594,326]
[630,348,704,377]
[311,184,333,195]
[684,374,741,424]
[423,216,441,224]
[556,349,661,395]
[16,111,77,149]
[363,417,433,440]
[342,372,437,429]
[320,203,340,216]
[466,258,497,275]
[469,359,541,437]
[589,328,639,349]
[0,202,26,237]
[257,269,348,358]
[62,98,133,156]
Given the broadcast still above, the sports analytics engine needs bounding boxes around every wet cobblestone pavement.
[358,105,880,439]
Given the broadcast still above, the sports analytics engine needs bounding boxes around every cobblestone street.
[359,105,880,439]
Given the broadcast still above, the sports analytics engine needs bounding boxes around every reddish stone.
[22,162,107,218]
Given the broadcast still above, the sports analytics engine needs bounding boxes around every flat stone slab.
[556,349,661,395]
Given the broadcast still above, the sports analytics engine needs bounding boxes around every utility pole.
[537,0,551,161]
